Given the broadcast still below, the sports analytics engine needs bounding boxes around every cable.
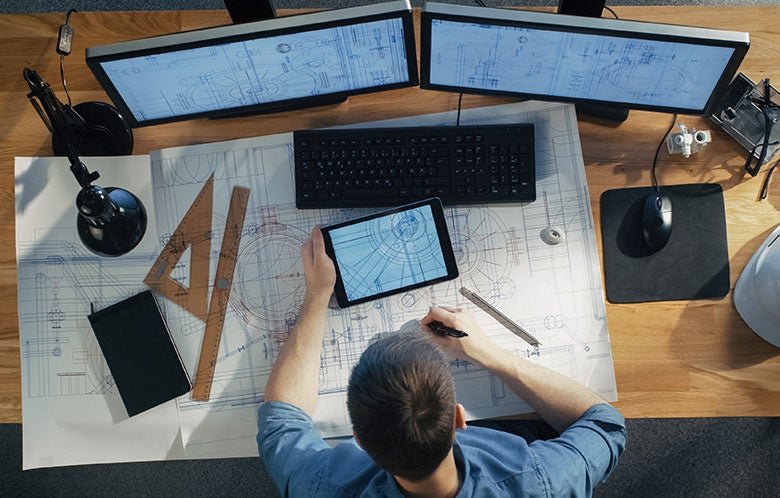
[604,5,619,19]
[745,79,779,176]
[651,113,678,192]
[58,9,77,106]
[456,93,464,126]
[454,0,488,124]
[759,157,780,200]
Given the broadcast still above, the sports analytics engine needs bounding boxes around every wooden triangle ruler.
[191,185,250,401]
[144,174,215,322]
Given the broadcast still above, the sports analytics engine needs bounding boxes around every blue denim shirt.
[257,401,626,498]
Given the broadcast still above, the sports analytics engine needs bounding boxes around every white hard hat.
[734,224,780,347]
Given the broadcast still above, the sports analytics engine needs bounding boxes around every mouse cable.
[604,5,619,19]
[650,113,678,193]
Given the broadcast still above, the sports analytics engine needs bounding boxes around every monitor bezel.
[419,2,750,116]
[86,1,419,127]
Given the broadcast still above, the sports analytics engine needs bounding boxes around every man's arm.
[263,227,336,416]
[422,306,608,433]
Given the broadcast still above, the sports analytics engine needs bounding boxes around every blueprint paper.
[149,100,617,455]
[16,100,617,468]
[14,156,185,469]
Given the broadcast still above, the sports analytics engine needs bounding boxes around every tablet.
[321,198,459,307]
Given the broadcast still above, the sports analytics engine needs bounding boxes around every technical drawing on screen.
[86,0,419,126]
[420,2,750,115]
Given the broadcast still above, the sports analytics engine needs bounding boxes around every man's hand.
[421,306,500,367]
[263,226,336,416]
[421,305,608,433]
[301,226,337,302]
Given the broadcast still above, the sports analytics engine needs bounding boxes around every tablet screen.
[322,198,459,307]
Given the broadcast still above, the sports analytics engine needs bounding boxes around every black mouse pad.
[600,183,729,303]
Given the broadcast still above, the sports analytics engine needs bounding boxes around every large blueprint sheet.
[16,101,617,469]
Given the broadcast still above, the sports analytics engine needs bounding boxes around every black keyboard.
[293,124,535,208]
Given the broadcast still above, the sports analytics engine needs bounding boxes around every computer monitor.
[85,1,418,127]
[419,2,750,117]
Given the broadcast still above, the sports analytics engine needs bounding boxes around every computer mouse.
[640,192,673,252]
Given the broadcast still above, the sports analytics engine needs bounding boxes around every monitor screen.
[86,1,418,127]
[420,2,750,115]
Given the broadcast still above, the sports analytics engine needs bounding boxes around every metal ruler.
[459,286,541,347]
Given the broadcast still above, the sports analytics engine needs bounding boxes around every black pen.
[426,320,468,338]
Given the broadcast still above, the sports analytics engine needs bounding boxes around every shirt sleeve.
[531,403,627,496]
[256,401,330,496]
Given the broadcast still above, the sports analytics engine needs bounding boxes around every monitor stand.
[557,0,605,17]
[224,0,276,23]
[209,95,349,120]
[558,0,630,123]
[575,103,630,123]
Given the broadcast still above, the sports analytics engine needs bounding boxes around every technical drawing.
[16,101,617,467]
[429,19,735,110]
[328,205,448,301]
[102,18,411,120]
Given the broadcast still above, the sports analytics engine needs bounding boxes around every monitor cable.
[456,93,464,126]
[456,0,487,125]
[604,5,619,19]
[651,113,678,193]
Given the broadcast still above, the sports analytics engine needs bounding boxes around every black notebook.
[88,291,192,417]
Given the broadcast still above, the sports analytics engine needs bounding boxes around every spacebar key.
[342,189,398,201]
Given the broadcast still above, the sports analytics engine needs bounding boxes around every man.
[258,227,626,497]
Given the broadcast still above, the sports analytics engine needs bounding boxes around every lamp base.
[53,101,133,157]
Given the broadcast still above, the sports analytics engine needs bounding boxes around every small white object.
[734,224,780,347]
[667,123,712,158]
[541,226,565,245]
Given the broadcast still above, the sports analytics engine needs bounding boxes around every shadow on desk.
[3,418,779,497]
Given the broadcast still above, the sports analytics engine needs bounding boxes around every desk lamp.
[24,68,146,257]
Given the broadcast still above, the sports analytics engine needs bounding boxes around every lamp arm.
[23,68,100,187]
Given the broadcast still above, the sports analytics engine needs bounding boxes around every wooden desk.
[1,7,778,423]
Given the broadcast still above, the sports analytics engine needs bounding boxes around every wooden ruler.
[144,174,214,322]
[144,174,250,401]
[191,185,250,401]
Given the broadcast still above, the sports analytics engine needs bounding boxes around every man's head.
[347,331,457,481]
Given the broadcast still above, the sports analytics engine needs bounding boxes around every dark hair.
[347,332,456,481]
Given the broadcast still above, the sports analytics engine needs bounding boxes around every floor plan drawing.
[16,100,618,468]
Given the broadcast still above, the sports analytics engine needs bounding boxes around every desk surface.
[1,7,778,423]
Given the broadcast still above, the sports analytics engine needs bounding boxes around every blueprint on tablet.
[16,100,617,468]
[327,203,449,301]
